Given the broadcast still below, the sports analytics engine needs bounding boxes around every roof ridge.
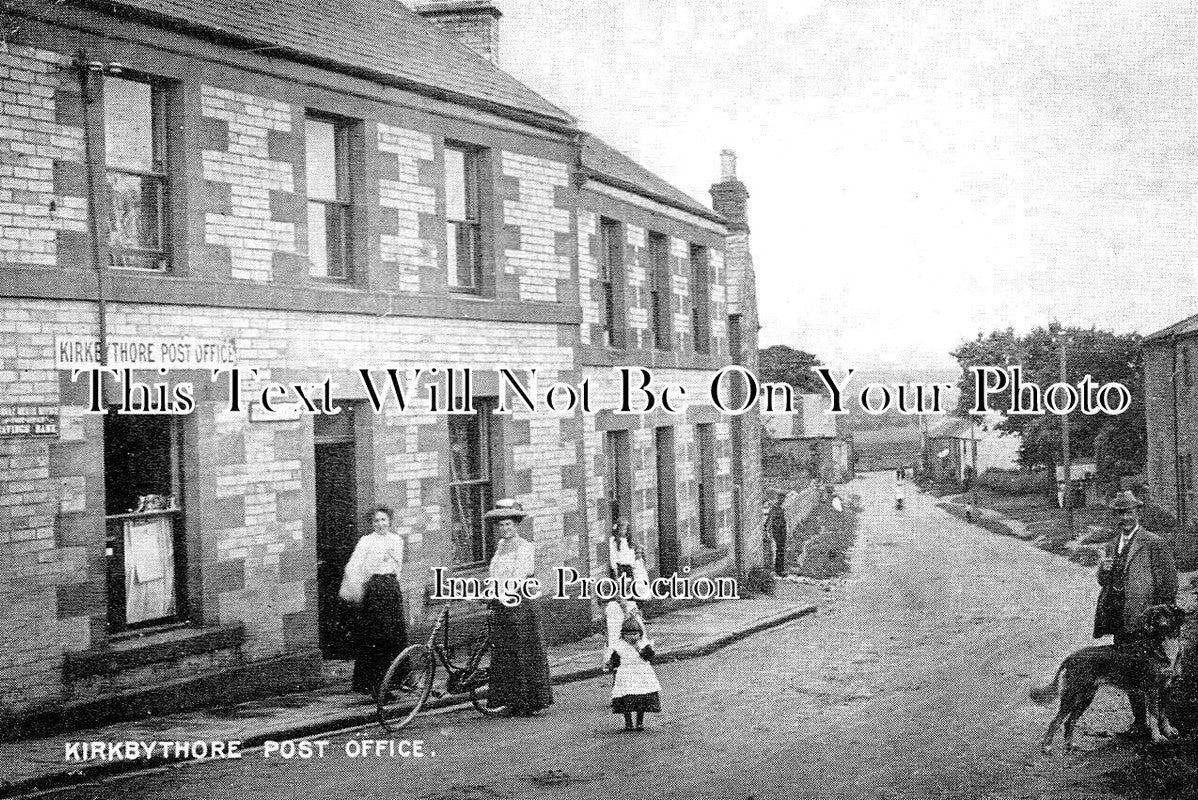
[72,0,577,128]
[580,133,723,223]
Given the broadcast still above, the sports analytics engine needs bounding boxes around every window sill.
[64,623,246,682]
[686,545,729,571]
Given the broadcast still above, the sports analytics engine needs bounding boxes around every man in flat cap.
[1093,489,1179,738]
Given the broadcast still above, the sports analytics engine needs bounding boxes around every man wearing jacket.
[1093,490,1179,739]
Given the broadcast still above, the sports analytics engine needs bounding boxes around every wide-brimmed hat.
[483,498,527,523]
[1109,490,1144,511]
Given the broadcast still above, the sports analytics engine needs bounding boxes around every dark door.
[655,426,679,577]
[315,440,357,658]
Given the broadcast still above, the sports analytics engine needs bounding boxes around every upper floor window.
[446,143,483,292]
[649,232,671,351]
[306,115,354,279]
[599,217,625,348]
[689,243,710,354]
[104,76,170,271]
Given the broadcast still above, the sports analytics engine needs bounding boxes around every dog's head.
[1141,604,1187,637]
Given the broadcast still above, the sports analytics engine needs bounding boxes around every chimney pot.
[710,150,749,233]
[720,149,737,181]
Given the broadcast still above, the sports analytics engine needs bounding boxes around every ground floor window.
[104,413,186,631]
[448,399,497,567]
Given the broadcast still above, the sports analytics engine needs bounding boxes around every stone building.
[0,0,762,734]
[1143,314,1198,528]
[762,394,852,484]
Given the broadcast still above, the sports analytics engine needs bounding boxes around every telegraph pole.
[970,415,979,511]
[1059,338,1074,538]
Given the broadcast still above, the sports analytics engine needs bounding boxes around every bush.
[976,467,1055,496]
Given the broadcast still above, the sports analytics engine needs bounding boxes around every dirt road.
[37,473,1139,800]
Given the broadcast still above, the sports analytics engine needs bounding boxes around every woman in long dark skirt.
[340,505,407,697]
[484,499,553,716]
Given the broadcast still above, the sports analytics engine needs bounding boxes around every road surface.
[37,473,1138,800]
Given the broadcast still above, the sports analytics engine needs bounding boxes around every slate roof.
[581,135,723,223]
[82,0,575,128]
[1144,312,1198,343]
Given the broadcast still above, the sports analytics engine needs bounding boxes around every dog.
[1031,604,1187,753]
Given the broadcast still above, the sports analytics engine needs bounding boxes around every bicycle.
[376,604,508,732]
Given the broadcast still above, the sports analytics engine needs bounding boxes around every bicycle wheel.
[466,638,509,717]
[378,644,434,732]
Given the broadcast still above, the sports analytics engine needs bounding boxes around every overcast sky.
[496,0,1198,371]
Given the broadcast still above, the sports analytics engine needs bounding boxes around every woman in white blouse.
[484,499,553,716]
[339,504,407,697]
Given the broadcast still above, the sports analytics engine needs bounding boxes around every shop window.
[104,413,186,631]
[104,76,171,271]
[306,114,355,279]
[448,399,498,566]
[600,218,625,347]
[689,243,710,354]
[649,232,671,350]
[445,143,484,292]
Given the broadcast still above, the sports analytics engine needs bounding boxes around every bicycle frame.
[377,602,504,732]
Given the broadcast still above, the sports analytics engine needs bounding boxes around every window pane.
[447,221,479,289]
[323,203,347,278]
[308,201,329,277]
[107,172,163,264]
[306,118,338,201]
[449,415,483,480]
[445,147,467,221]
[104,78,155,172]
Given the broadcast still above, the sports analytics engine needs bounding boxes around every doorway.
[655,426,679,577]
[315,407,358,659]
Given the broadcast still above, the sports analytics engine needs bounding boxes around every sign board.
[249,401,303,422]
[55,336,238,369]
[0,404,59,438]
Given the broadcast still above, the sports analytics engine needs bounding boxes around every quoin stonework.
[0,0,764,735]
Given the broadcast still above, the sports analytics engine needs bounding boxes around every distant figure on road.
[894,480,905,511]
[765,490,788,576]
[831,494,844,513]
[1093,490,1178,740]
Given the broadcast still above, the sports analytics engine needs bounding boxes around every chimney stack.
[710,149,749,232]
[416,1,503,66]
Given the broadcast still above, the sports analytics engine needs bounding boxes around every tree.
[758,345,825,393]
[950,323,1144,473]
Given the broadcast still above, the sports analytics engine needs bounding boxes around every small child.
[603,600,662,731]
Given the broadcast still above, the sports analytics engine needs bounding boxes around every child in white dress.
[603,600,662,731]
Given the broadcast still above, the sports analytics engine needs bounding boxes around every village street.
[37,474,1138,800]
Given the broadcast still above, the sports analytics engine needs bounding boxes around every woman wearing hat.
[340,504,408,697]
[485,499,553,716]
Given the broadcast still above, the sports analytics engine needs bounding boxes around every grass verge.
[788,495,861,579]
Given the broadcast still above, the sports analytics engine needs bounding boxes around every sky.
[495,0,1198,372]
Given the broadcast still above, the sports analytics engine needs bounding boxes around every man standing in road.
[1093,490,1179,738]
[765,490,788,576]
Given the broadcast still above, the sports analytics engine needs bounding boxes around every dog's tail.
[1030,662,1066,705]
